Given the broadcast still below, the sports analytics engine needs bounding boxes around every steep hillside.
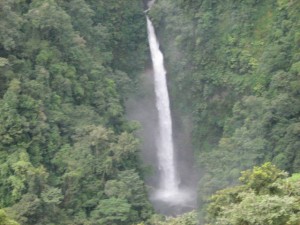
[1,0,299,224]
[149,0,300,217]
[0,0,153,224]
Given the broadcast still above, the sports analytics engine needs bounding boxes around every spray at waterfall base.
[146,17,197,215]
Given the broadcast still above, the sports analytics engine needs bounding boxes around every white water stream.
[147,17,192,205]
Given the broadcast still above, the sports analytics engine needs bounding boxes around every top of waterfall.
[144,0,155,13]
[148,0,155,8]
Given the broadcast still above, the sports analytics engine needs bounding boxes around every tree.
[0,0,151,224]
[159,211,198,225]
[207,163,300,225]
[105,170,153,221]
[0,0,23,51]
[239,162,288,194]
[0,209,19,225]
[149,0,300,218]
[90,198,131,225]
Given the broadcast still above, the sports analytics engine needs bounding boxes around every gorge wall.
[148,0,300,217]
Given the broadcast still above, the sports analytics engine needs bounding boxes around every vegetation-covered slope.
[141,163,300,225]
[206,163,300,225]
[149,0,300,219]
[0,0,153,224]
[1,0,300,224]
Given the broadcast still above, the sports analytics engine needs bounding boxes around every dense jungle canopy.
[0,0,299,224]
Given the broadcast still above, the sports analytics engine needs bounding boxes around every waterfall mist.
[126,14,197,215]
[147,16,178,195]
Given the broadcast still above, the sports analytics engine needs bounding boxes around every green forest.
[0,0,299,224]
[0,0,152,224]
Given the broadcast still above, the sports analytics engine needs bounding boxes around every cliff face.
[149,0,300,214]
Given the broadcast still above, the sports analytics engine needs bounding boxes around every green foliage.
[6,194,42,225]
[2,0,299,224]
[91,198,131,225]
[159,211,198,225]
[0,0,152,224]
[239,162,288,193]
[138,211,198,225]
[0,209,19,225]
[0,0,23,51]
[206,164,300,225]
[287,173,300,182]
[150,0,300,219]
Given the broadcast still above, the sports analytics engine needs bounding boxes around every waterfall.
[143,14,196,214]
[146,16,181,201]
